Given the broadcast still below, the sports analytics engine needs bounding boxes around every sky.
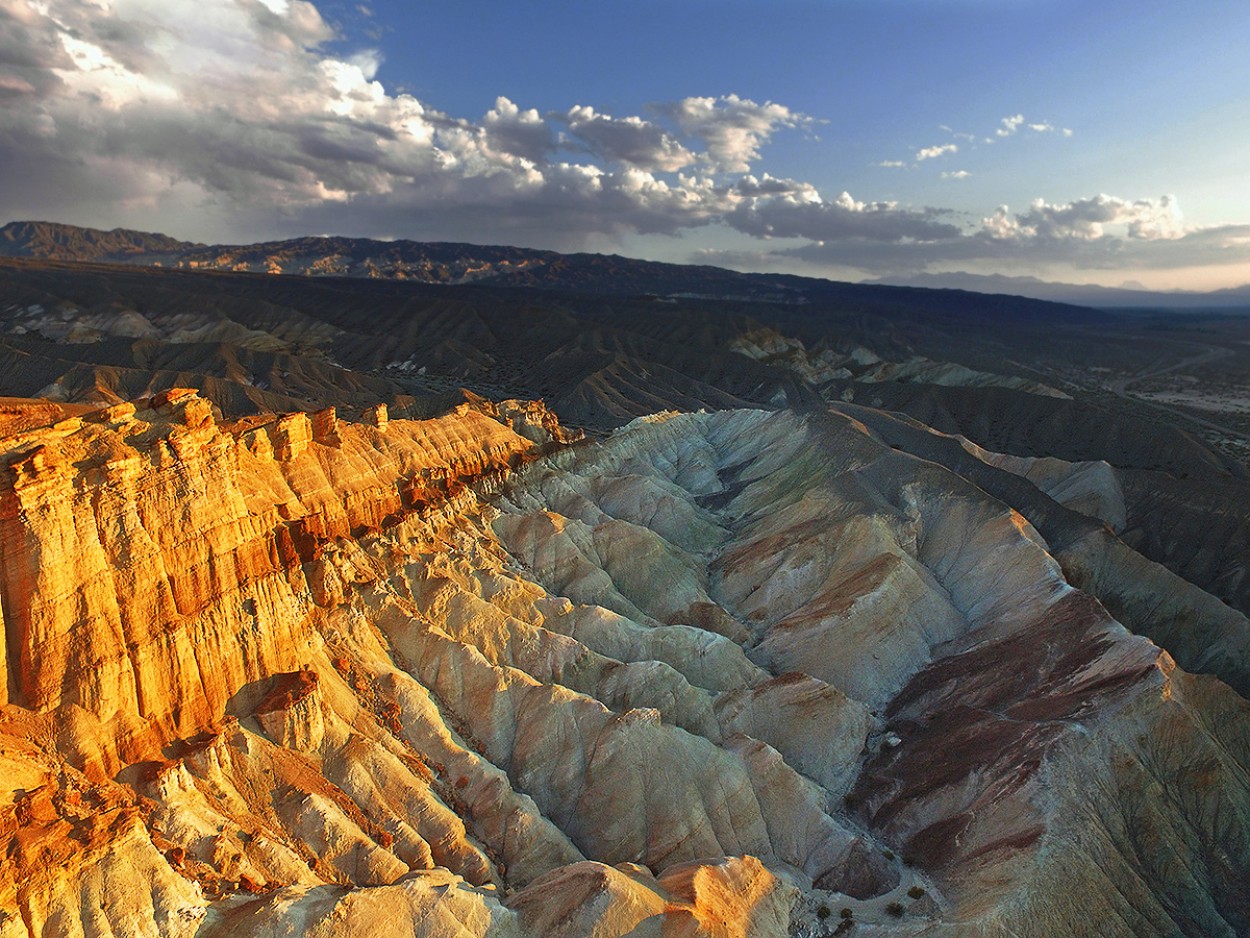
[2,0,1249,290]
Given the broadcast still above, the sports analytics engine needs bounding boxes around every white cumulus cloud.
[985,194,1186,242]
[996,114,1025,138]
[659,93,814,173]
[916,143,958,161]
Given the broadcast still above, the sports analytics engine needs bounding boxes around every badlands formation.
[0,388,1248,938]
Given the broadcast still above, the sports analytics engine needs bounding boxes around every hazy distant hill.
[873,270,1250,309]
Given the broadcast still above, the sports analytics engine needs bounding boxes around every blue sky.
[2,0,1248,289]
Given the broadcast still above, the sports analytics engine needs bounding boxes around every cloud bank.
[0,0,1245,280]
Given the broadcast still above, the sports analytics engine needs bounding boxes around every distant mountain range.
[872,271,1250,309]
[7,218,1246,311]
[0,219,809,302]
[1,219,1109,327]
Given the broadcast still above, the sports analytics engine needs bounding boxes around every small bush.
[907,885,926,900]
[886,901,905,918]
[840,907,853,920]
[882,849,895,861]
[816,905,830,920]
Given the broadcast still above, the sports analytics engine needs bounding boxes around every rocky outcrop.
[958,436,1128,531]
[1,395,1248,937]
[730,327,1070,399]
[0,390,567,767]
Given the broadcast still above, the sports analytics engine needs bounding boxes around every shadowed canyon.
[2,224,1250,937]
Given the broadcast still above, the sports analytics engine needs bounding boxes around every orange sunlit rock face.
[0,392,552,767]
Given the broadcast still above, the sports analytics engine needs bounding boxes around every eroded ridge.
[0,399,1247,938]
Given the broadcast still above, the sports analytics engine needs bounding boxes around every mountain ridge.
[10,219,1249,311]
[0,220,201,262]
[1,220,1101,317]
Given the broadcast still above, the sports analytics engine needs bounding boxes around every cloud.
[996,114,1025,138]
[916,143,957,161]
[482,96,554,163]
[0,0,701,242]
[732,174,812,197]
[939,125,977,142]
[562,105,695,171]
[875,124,971,169]
[659,94,814,172]
[1025,121,1073,136]
[0,0,1239,285]
[0,1,831,246]
[725,186,962,244]
[989,113,1072,142]
[762,193,1249,274]
[985,194,1185,243]
[970,196,1250,272]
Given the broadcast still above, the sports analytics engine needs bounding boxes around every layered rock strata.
[0,396,1247,937]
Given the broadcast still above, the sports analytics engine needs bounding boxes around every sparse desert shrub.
[840,908,853,920]
[907,885,925,899]
[882,849,895,861]
[816,905,831,920]
[886,902,905,918]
